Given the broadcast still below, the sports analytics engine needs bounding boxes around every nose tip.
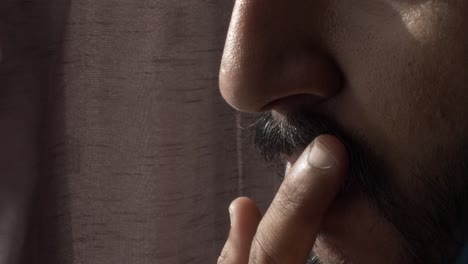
[219,51,343,112]
[219,0,343,113]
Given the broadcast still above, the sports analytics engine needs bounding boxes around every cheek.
[322,7,418,163]
[391,1,450,43]
[322,0,465,162]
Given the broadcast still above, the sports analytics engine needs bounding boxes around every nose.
[219,0,343,113]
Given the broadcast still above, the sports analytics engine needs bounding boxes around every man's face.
[219,0,468,263]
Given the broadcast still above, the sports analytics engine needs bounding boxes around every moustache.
[251,111,391,207]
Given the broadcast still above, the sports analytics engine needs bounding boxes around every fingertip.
[244,135,349,263]
[230,197,260,212]
[229,197,262,229]
[313,134,349,173]
[221,197,262,264]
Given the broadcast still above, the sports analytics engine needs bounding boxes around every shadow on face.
[220,0,468,263]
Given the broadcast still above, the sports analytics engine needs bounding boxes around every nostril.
[260,94,326,113]
[219,0,344,114]
[219,55,344,113]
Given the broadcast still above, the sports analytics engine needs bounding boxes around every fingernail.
[308,140,336,169]
[229,205,235,226]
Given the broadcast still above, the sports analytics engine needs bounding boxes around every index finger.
[249,135,348,263]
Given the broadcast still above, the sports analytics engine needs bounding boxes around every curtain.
[0,1,277,263]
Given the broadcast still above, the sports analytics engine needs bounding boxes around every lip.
[284,148,305,174]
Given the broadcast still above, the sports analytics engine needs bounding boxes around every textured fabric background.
[0,1,276,263]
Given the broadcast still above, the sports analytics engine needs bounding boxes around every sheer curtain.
[1,1,276,263]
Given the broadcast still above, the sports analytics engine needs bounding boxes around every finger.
[249,135,348,263]
[218,197,262,264]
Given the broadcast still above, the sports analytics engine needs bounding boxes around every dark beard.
[251,111,468,264]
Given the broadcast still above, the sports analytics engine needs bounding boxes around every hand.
[218,135,348,263]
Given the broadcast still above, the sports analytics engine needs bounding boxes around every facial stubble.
[252,111,468,264]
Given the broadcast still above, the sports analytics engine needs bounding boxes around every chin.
[312,237,400,264]
[309,193,405,264]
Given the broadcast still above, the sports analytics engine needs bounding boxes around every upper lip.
[285,148,305,167]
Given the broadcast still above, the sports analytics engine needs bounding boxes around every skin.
[218,0,468,263]
[219,136,348,263]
